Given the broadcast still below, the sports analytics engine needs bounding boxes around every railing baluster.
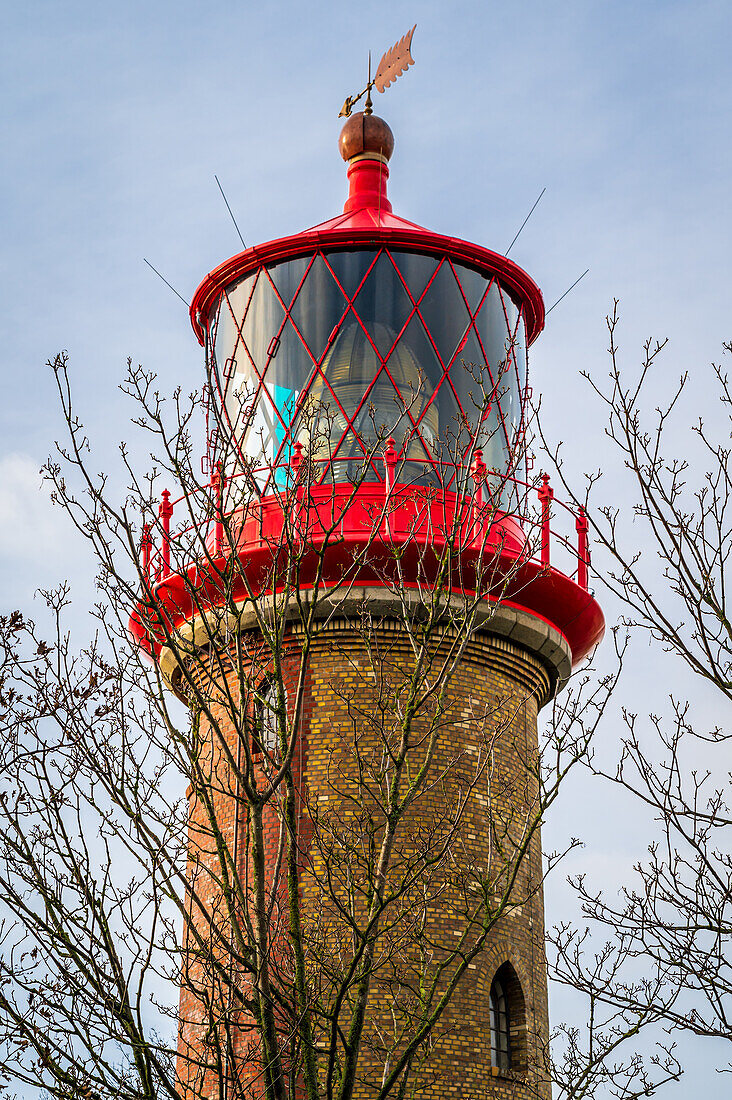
[471,448,487,546]
[212,462,225,556]
[141,524,152,582]
[538,473,553,567]
[383,437,397,539]
[290,442,305,532]
[576,505,589,590]
[291,441,304,482]
[384,436,397,494]
[159,489,173,579]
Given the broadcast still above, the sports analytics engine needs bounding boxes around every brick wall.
[177,616,552,1100]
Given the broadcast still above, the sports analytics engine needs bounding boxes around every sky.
[1,0,730,1094]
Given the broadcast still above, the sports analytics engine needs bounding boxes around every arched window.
[489,962,528,1075]
[490,974,511,1074]
[255,678,281,757]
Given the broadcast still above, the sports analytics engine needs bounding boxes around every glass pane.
[499,286,520,336]
[212,296,234,380]
[449,326,491,426]
[452,261,488,315]
[496,361,521,444]
[393,314,445,394]
[449,327,508,489]
[351,372,410,444]
[224,364,259,443]
[264,316,316,399]
[214,275,254,384]
[207,297,224,392]
[514,313,528,399]
[294,373,346,465]
[490,979,511,1073]
[389,250,439,304]
[417,258,471,368]
[318,315,382,395]
[353,251,415,358]
[289,253,348,362]
[245,388,284,462]
[383,324,434,413]
[219,282,261,464]
[296,320,382,462]
[315,430,375,486]
[269,254,312,310]
[325,250,377,301]
[240,270,286,377]
[257,680,280,755]
[422,379,468,472]
[244,320,314,486]
[474,281,510,375]
[473,286,523,454]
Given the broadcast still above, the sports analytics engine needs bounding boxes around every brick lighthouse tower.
[131,93,604,1100]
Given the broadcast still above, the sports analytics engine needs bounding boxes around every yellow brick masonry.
[178,617,553,1100]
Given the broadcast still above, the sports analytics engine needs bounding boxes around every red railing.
[140,451,591,592]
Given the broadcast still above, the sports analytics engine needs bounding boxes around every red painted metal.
[159,489,173,579]
[471,449,487,547]
[538,473,553,568]
[211,463,225,556]
[190,221,544,352]
[131,472,604,669]
[141,524,152,580]
[291,441,305,479]
[576,506,589,591]
[344,157,392,215]
[384,437,397,493]
[383,437,398,539]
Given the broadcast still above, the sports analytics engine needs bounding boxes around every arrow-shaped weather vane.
[339,24,417,118]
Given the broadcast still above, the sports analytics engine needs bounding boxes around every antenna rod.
[546,268,590,315]
[215,175,246,251]
[505,188,546,256]
[143,258,189,307]
[364,51,373,116]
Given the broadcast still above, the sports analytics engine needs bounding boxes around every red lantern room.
[131,110,604,682]
[192,113,539,499]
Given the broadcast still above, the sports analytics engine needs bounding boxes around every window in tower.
[254,678,282,758]
[489,962,528,1076]
[490,973,511,1074]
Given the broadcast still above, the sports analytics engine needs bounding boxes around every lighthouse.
[131,101,604,1100]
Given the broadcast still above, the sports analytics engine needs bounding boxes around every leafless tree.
[545,302,732,1088]
[0,348,619,1100]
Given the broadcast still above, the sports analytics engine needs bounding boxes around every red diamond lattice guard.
[129,114,604,682]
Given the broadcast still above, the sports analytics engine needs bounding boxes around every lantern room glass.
[208,249,527,493]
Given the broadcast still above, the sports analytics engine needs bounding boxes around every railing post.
[290,441,305,531]
[471,448,488,546]
[291,440,304,483]
[159,489,173,579]
[383,437,397,539]
[538,473,553,568]
[384,436,397,495]
[576,505,589,590]
[291,441,305,505]
[141,524,152,583]
[211,462,225,556]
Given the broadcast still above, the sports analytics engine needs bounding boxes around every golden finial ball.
[339,112,395,162]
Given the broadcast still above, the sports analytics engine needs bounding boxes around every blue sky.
[1,0,731,1093]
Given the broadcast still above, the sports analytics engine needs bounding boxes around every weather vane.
[339,25,417,119]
